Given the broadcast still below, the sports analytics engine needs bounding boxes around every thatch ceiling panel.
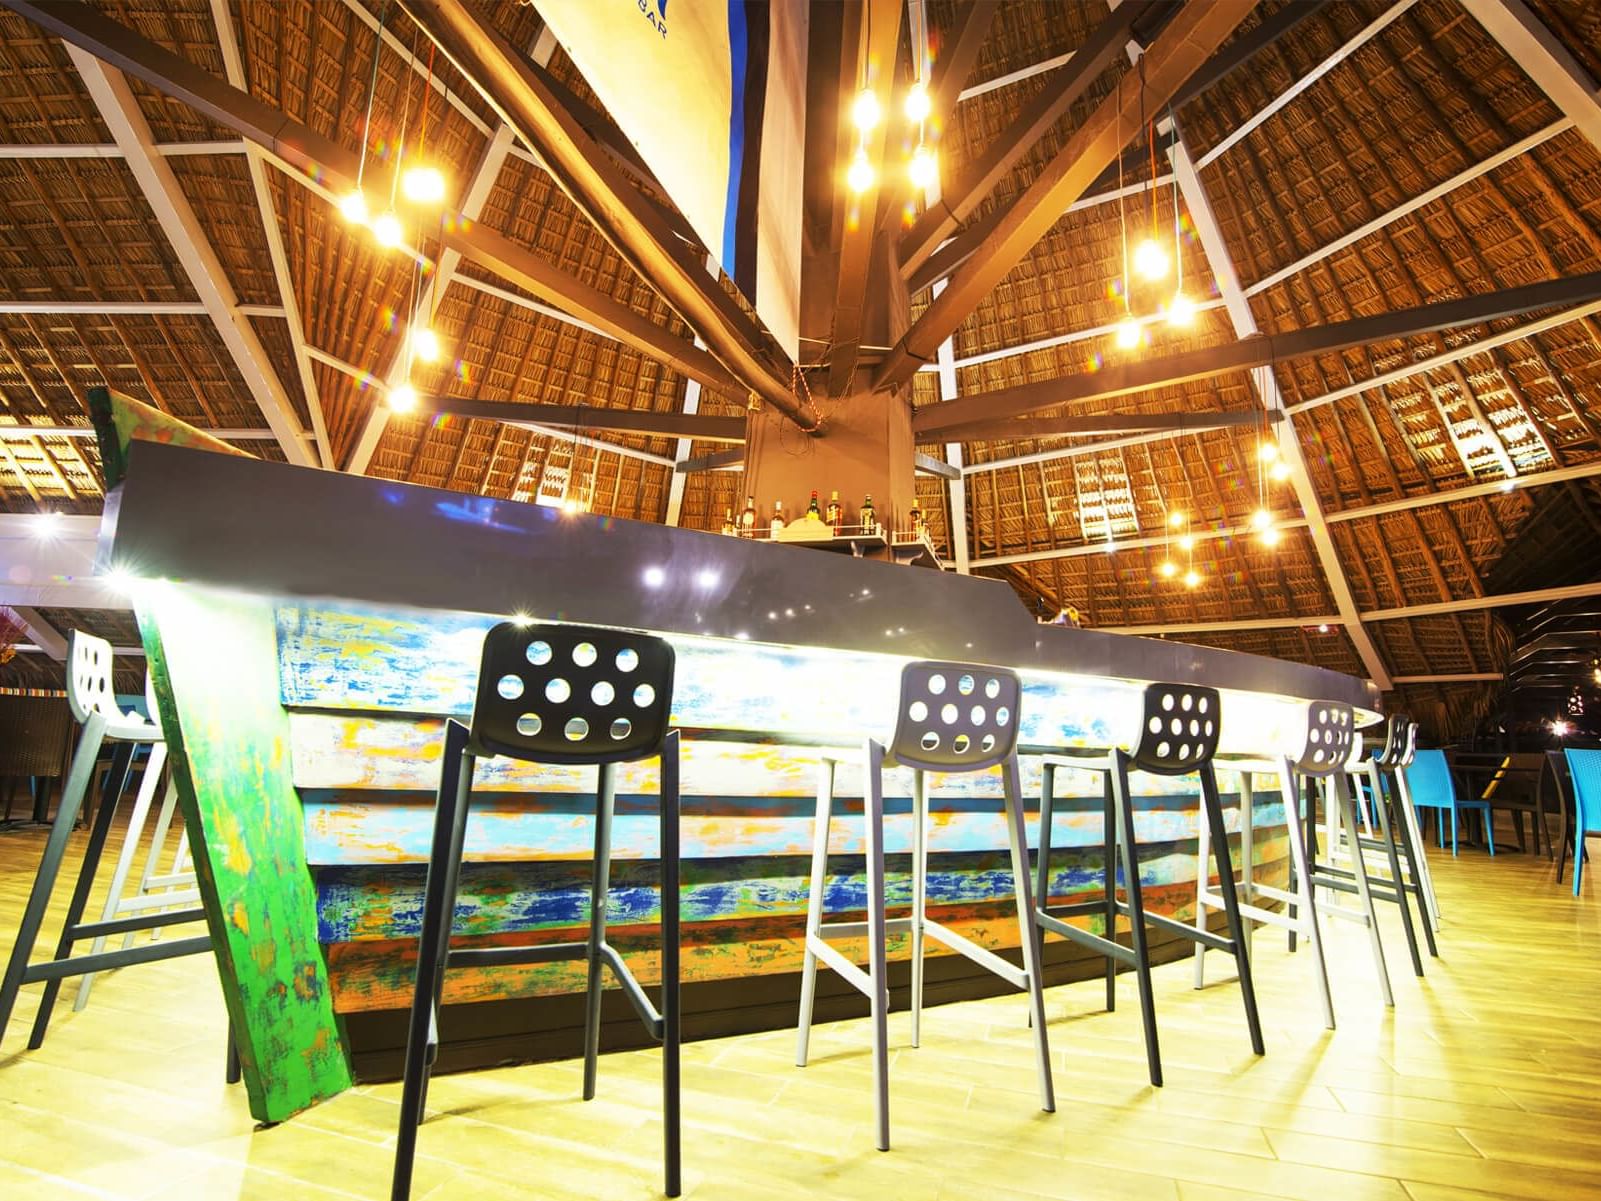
[245,314,310,432]
[0,12,109,144]
[168,153,280,308]
[0,157,192,303]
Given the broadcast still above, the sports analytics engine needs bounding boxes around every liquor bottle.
[807,490,821,519]
[720,507,736,536]
[826,489,842,533]
[860,493,876,534]
[739,494,757,537]
[908,501,923,535]
[770,500,786,536]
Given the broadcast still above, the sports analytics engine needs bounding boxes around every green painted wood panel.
[140,583,351,1122]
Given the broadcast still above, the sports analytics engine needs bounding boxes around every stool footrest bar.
[70,906,207,940]
[22,935,212,983]
[1035,911,1137,966]
[923,919,1026,991]
[1144,909,1233,952]
[807,933,876,1000]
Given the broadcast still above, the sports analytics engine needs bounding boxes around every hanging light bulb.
[908,144,938,190]
[1269,459,1291,482]
[1114,316,1141,350]
[388,381,418,413]
[1258,440,1280,462]
[411,326,441,364]
[1259,524,1282,548]
[400,163,447,205]
[851,88,881,133]
[371,210,404,248]
[1132,237,1169,281]
[1168,510,1187,529]
[1178,533,1195,552]
[339,190,369,225]
[1250,507,1273,531]
[904,83,931,124]
[1184,568,1202,589]
[1157,559,1178,579]
[847,148,875,194]
[1167,292,1195,326]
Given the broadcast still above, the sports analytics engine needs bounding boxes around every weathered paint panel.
[300,787,1285,865]
[140,585,351,1122]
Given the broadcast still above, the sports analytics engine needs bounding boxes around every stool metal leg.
[0,713,108,1047]
[864,738,891,1152]
[393,720,474,1201]
[30,741,136,1049]
[1033,762,1055,950]
[659,731,682,1198]
[583,761,618,1102]
[1384,773,1439,955]
[1110,752,1162,1087]
[795,757,835,1067]
[1331,773,1393,1007]
[1199,766,1265,1057]
[910,768,928,1049]
[1192,771,1214,989]
[1001,755,1054,1114]
[1102,770,1117,1013]
[76,739,163,1010]
[1280,760,1334,1030]
[1238,774,1255,960]
[1367,764,1424,978]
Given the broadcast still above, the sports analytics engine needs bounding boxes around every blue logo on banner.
[638,0,667,39]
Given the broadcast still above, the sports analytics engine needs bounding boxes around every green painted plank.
[140,583,351,1122]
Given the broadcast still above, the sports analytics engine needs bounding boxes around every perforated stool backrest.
[1342,725,1369,773]
[1293,701,1355,777]
[1129,682,1221,775]
[1400,721,1419,768]
[1375,712,1410,768]
[67,629,131,727]
[468,622,674,765]
[888,660,1020,773]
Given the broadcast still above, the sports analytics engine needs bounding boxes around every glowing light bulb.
[1500,477,1517,492]
[1114,316,1141,350]
[908,144,938,190]
[388,381,418,413]
[339,189,369,225]
[1178,533,1195,552]
[1157,559,1177,579]
[1250,507,1272,531]
[1269,459,1291,482]
[1259,524,1281,548]
[847,148,875,194]
[1168,511,1186,529]
[411,326,441,364]
[401,164,447,205]
[1317,623,1330,633]
[371,210,404,248]
[1132,238,1169,281]
[851,88,881,132]
[1257,440,1281,462]
[1183,569,1201,589]
[561,496,586,516]
[1167,292,1195,326]
[31,510,64,540]
[904,83,931,124]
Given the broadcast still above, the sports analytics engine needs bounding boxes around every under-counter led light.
[509,611,534,627]
[642,566,666,588]
[695,569,720,589]
[30,511,64,539]
[561,496,587,516]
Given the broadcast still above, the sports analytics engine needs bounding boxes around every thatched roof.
[2,0,1599,737]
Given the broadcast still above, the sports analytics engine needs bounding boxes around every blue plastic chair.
[1561,749,1601,897]
[1401,749,1495,857]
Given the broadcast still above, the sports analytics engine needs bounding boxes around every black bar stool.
[1376,718,1441,933]
[1034,682,1263,1088]
[795,660,1053,1151]
[390,622,681,1200]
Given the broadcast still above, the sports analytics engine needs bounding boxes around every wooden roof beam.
[915,269,1601,437]
[873,0,1258,393]
[897,3,1142,281]
[398,0,814,432]
[1462,0,1601,155]
[935,407,1277,443]
[1167,0,1331,109]
[410,398,746,445]
[64,48,316,467]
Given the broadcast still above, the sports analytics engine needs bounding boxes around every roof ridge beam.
[1462,0,1601,155]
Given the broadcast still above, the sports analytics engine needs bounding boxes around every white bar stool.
[796,660,1053,1151]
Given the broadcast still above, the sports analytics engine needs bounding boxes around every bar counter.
[106,440,1378,1123]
